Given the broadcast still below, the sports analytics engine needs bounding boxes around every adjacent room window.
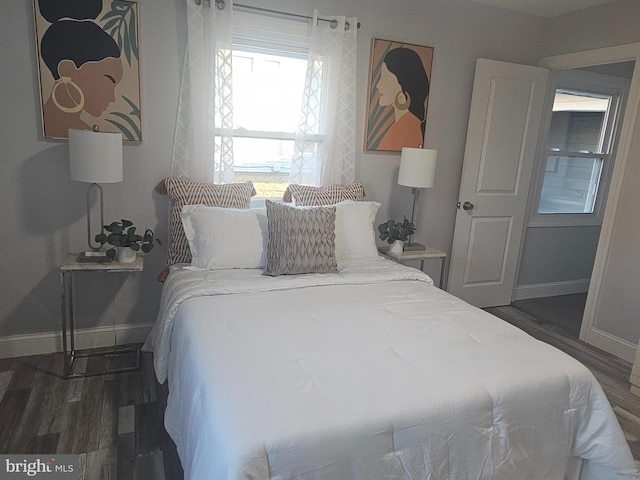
[538,90,612,214]
[530,69,628,226]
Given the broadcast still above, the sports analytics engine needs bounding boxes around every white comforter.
[146,258,638,480]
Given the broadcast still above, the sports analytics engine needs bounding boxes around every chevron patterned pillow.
[156,177,256,265]
[282,181,365,206]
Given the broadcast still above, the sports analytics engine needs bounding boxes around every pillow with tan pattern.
[282,181,365,206]
[155,177,256,265]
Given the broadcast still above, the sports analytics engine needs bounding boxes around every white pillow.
[334,200,381,263]
[181,205,268,269]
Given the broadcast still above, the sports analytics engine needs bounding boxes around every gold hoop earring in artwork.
[51,76,85,114]
[394,91,410,110]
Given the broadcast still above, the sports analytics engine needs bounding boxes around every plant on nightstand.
[95,219,161,263]
[378,217,415,254]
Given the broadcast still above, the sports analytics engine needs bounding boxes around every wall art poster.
[365,38,434,152]
[34,0,142,141]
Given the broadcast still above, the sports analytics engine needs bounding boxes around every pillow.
[282,181,366,206]
[181,205,268,270]
[264,200,338,276]
[155,177,256,265]
[334,200,381,263]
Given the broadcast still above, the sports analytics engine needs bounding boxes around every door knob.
[462,201,474,211]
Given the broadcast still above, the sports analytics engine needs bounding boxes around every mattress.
[145,258,638,480]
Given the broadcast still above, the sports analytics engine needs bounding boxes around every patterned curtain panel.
[171,0,234,183]
[290,11,358,187]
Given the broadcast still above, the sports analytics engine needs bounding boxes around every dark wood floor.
[1,294,638,478]
[512,292,588,338]
[0,348,184,479]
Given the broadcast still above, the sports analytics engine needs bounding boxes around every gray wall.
[2,0,640,348]
[534,0,640,345]
[594,112,640,342]
[517,226,600,286]
[0,0,182,336]
[0,0,545,341]
[542,0,640,56]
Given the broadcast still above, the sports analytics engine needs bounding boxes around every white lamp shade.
[398,147,437,188]
[69,129,123,183]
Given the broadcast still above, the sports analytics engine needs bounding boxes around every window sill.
[527,214,603,228]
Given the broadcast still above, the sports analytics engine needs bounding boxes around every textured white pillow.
[334,200,381,263]
[181,205,268,269]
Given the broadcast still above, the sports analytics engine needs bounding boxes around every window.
[538,90,611,214]
[224,12,312,200]
[530,69,628,226]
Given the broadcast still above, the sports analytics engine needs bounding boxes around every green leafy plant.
[95,219,161,259]
[378,217,415,243]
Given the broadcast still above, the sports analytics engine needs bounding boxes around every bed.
[145,187,638,479]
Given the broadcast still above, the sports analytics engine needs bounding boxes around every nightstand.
[60,253,144,379]
[378,246,447,289]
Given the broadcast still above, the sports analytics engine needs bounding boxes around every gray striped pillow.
[264,200,337,276]
[156,177,256,265]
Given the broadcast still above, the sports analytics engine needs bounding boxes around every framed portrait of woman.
[364,38,434,152]
[34,0,142,141]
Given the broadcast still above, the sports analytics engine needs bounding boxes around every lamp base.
[76,251,113,263]
[403,242,426,252]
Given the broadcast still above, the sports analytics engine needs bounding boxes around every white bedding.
[146,258,638,480]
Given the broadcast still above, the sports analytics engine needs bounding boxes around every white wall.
[0,0,547,349]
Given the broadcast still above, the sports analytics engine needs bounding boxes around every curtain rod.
[198,0,361,30]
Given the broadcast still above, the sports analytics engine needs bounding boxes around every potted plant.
[95,219,161,263]
[378,217,415,254]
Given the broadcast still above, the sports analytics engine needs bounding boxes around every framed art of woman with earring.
[365,38,433,152]
[34,0,142,141]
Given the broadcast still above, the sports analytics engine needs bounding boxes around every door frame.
[539,43,640,358]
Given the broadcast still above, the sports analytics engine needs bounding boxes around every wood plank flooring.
[512,292,587,338]
[1,296,638,478]
[0,349,184,479]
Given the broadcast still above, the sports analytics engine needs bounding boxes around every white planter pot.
[389,240,404,254]
[117,247,137,263]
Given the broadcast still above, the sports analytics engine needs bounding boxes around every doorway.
[515,61,635,336]
[540,43,640,362]
[449,44,640,361]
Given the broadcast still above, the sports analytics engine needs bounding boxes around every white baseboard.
[514,279,591,301]
[0,323,154,359]
[587,327,637,363]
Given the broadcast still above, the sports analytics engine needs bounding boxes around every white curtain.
[171,0,234,183]
[290,11,358,186]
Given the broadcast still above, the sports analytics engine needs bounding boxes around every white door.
[448,59,549,307]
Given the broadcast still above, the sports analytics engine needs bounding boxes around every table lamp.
[69,127,123,261]
[397,147,437,251]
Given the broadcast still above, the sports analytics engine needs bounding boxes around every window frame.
[213,11,319,200]
[528,68,629,227]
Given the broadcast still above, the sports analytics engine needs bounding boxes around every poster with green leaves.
[34,0,142,141]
